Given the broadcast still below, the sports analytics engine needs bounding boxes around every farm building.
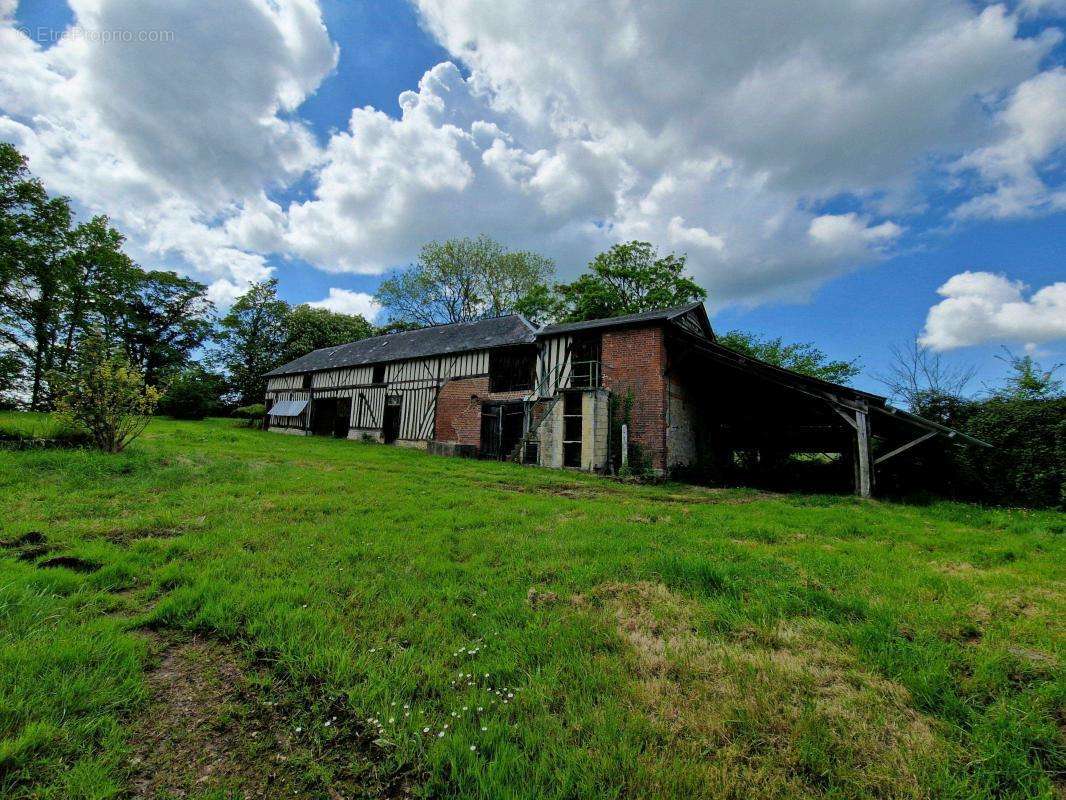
[263,302,982,496]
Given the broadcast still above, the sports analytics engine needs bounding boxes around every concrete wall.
[268,426,309,436]
[534,389,609,471]
[666,371,701,469]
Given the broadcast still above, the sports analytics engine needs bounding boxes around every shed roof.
[265,314,537,376]
[539,301,710,336]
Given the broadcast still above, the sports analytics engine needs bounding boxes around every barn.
[263,302,982,496]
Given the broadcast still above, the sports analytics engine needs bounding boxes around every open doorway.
[310,397,352,438]
[480,402,525,460]
[382,395,402,443]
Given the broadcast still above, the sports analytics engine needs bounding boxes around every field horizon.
[1,414,1063,799]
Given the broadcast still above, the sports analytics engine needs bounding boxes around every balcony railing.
[568,359,600,389]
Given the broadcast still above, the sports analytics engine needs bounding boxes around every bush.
[158,367,226,420]
[881,396,1065,508]
[954,398,1065,508]
[233,404,266,428]
[52,335,160,453]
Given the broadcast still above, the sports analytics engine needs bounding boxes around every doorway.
[310,397,352,438]
[382,395,402,443]
[480,402,525,460]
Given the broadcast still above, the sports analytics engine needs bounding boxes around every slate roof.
[265,314,537,376]
[538,301,708,336]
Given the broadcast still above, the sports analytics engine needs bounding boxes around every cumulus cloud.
[307,288,381,320]
[808,213,903,256]
[952,67,1066,220]
[0,0,335,297]
[0,0,1062,308]
[919,271,1066,350]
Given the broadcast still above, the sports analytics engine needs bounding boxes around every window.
[569,335,600,388]
[372,364,386,384]
[489,348,535,393]
[302,373,312,390]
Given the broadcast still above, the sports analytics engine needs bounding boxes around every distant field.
[0,412,1063,799]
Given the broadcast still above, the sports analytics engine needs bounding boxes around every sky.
[1,0,1064,397]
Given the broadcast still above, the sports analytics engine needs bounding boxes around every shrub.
[233,404,266,428]
[881,396,1065,508]
[158,367,226,420]
[52,336,160,453]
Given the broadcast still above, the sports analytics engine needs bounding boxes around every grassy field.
[0,413,1063,799]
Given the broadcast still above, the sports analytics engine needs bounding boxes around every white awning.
[269,399,308,417]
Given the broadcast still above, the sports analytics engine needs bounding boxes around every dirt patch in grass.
[38,555,99,573]
[591,581,949,799]
[1,530,47,548]
[127,633,418,799]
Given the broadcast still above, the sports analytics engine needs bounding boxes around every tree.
[212,279,289,405]
[375,235,555,326]
[991,348,1062,400]
[717,330,861,384]
[0,144,76,409]
[55,215,139,374]
[554,241,705,322]
[874,339,976,410]
[116,270,214,385]
[282,304,373,364]
[52,333,160,452]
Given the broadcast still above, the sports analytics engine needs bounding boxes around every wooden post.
[855,408,872,498]
[621,424,629,468]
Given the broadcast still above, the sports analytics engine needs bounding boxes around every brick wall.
[601,326,667,472]
[434,376,489,446]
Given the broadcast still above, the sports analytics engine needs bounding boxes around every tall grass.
[0,414,1062,799]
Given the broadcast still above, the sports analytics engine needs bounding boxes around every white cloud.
[0,0,335,299]
[307,288,381,320]
[953,67,1066,219]
[0,0,1062,310]
[809,213,903,255]
[919,271,1066,350]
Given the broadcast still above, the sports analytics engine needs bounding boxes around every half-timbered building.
[263,302,983,496]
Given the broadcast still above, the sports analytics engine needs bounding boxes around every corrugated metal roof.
[538,301,707,336]
[265,314,538,376]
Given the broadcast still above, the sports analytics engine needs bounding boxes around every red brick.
[601,326,667,471]
[434,376,489,446]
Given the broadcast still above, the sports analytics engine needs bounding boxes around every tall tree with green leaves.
[282,304,374,364]
[375,235,554,326]
[717,330,861,384]
[0,143,77,409]
[554,241,705,322]
[212,279,290,405]
[116,270,214,386]
[55,215,139,374]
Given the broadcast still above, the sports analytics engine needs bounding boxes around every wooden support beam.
[874,430,937,465]
[833,406,858,429]
[855,408,872,498]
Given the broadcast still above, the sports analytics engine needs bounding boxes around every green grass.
[0,412,1062,799]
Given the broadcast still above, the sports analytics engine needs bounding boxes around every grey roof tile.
[265,314,537,376]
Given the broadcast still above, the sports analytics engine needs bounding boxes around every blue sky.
[5,0,1065,397]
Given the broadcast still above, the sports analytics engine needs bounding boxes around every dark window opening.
[562,391,583,468]
[569,335,600,388]
[372,364,386,384]
[302,373,312,390]
[489,348,535,393]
